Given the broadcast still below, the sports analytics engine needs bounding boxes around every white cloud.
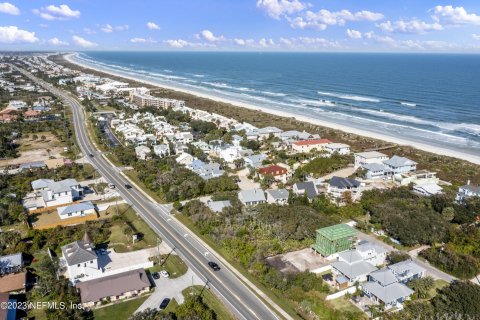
[0,2,20,15]
[72,35,97,48]
[377,20,443,34]
[0,26,38,43]
[101,24,129,33]
[259,38,275,47]
[233,38,255,46]
[430,5,480,26]
[130,37,157,43]
[33,4,80,21]
[165,39,189,48]
[197,30,225,42]
[147,22,160,30]
[84,28,96,35]
[279,36,341,49]
[290,9,384,30]
[48,37,68,46]
[346,29,362,39]
[473,34,480,40]
[256,0,308,19]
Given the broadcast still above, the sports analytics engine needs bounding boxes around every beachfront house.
[354,151,388,169]
[324,143,351,155]
[383,156,417,175]
[292,139,331,154]
[238,189,266,206]
[456,181,480,202]
[362,163,387,180]
[394,170,439,186]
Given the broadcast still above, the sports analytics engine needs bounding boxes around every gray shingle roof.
[388,260,425,278]
[57,201,95,216]
[338,250,363,263]
[61,240,97,266]
[329,176,361,189]
[331,260,377,280]
[266,189,289,200]
[239,189,266,203]
[362,281,414,304]
[31,179,54,190]
[362,163,386,172]
[368,268,398,286]
[0,253,23,273]
[383,155,417,168]
[355,151,387,159]
[294,181,317,199]
[32,178,80,193]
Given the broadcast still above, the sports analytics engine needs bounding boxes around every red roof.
[259,165,287,176]
[293,139,331,146]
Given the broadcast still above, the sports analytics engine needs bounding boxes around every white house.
[61,235,98,282]
[135,146,151,160]
[57,201,96,220]
[331,250,378,287]
[324,143,351,155]
[355,241,389,266]
[176,153,194,166]
[153,144,170,158]
[30,178,83,208]
[456,181,480,202]
[218,145,243,163]
[238,189,266,206]
[354,151,388,169]
[383,156,417,175]
[265,189,289,205]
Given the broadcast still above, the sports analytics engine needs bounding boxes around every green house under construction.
[312,224,357,257]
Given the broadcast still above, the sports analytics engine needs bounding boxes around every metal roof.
[57,201,95,216]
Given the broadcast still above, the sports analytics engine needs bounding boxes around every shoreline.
[64,52,480,165]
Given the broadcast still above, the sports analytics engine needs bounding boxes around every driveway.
[136,268,205,312]
[236,168,260,190]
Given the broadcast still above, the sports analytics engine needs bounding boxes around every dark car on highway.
[124,184,132,189]
[208,261,220,271]
[159,298,170,310]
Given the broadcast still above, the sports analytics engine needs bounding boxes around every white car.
[159,270,169,278]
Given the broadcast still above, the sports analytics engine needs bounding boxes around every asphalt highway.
[13,65,287,320]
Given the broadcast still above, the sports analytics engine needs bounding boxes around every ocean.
[72,52,480,157]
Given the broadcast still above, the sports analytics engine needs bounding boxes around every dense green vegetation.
[295,154,352,178]
[388,281,480,320]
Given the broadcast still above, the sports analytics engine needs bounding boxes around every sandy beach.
[64,53,480,165]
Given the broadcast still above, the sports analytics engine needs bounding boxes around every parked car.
[152,272,160,280]
[208,261,220,271]
[159,298,170,310]
[160,270,169,278]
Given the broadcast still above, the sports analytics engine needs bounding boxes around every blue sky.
[1,0,480,52]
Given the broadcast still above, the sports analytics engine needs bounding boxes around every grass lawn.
[148,254,188,278]
[326,296,366,318]
[108,204,158,252]
[124,170,165,204]
[93,295,149,320]
[181,286,236,320]
[18,131,64,152]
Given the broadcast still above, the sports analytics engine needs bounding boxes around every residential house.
[293,181,318,200]
[207,200,232,213]
[0,253,23,275]
[153,144,170,158]
[135,146,151,160]
[362,260,425,310]
[355,241,389,266]
[57,201,97,220]
[362,163,387,180]
[354,151,388,169]
[292,139,331,153]
[238,189,266,206]
[247,127,283,140]
[30,178,83,209]
[218,145,243,163]
[175,153,194,166]
[231,134,244,147]
[394,170,439,186]
[61,234,98,282]
[331,250,378,288]
[192,161,224,180]
[324,143,351,155]
[0,272,26,293]
[327,176,362,201]
[244,154,267,169]
[258,164,290,184]
[383,156,417,175]
[456,181,480,202]
[413,183,443,196]
[19,161,46,171]
[265,189,289,205]
[76,268,151,307]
